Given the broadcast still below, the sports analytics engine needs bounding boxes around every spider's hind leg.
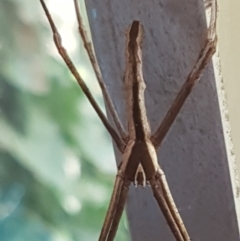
[150,168,191,241]
[99,171,130,241]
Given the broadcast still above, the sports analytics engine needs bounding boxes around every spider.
[39,0,217,240]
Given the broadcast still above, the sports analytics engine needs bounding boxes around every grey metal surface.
[85,0,239,240]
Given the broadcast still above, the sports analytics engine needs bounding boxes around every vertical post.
[217,0,240,176]
[85,0,240,240]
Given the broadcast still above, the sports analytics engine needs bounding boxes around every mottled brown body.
[39,0,217,240]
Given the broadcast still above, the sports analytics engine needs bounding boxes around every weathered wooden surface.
[85,1,240,240]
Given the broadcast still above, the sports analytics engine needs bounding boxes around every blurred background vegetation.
[0,0,129,240]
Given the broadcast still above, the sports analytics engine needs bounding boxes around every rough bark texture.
[85,1,239,240]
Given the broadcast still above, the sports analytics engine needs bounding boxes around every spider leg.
[73,0,128,142]
[99,171,130,241]
[150,168,191,241]
[39,0,125,153]
[205,0,213,9]
[151,0,217,148]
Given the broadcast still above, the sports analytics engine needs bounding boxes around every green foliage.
[0,1,129,240]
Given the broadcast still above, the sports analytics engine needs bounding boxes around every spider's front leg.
[72,0,128,142]
[39,0,126,152]
[151,0,217,148]
[148,0,217,240]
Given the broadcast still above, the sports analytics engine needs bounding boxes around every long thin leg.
[151,0,217,148]
[106,180,129,241]
[150,184,184,241]
[152,168,191,241]
[73,0,128,141]
[99,171,130,241]
[204,0,212,8]
[39,0,125,153]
